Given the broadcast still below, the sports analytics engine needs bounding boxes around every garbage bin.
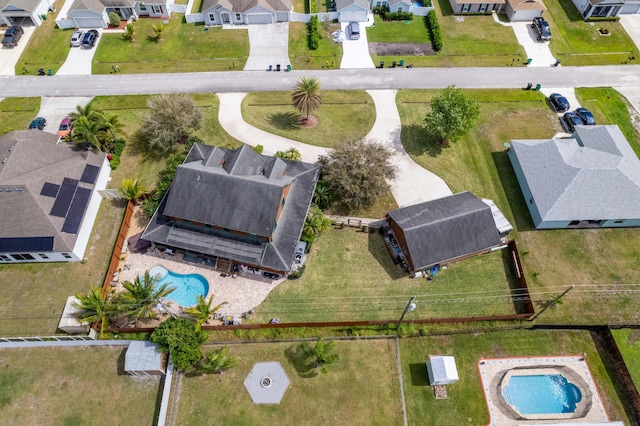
[526,58,532,65]
[286,64,291,71]
[47,69,54,76]
[379,61,384,68]
[276,64,280,71]
[399,59,404,67]
[534,84,541,91]
[525,83,532,90]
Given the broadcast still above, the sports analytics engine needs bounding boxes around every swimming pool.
[502,374,582,415]
[150,265,209,307]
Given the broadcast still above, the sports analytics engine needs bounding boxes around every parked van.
[347,22,360,40]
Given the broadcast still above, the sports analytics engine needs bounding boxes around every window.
[209,13,216,22]
[139,3,147,11]
[39,253,49,259]
[569,220,580,226]
[62,253,72,259]
[461,3,471,12]
[592,5,612,16]
[397,6,403,11]
[376,0,381,5]
[0,255,10,261]
[478,3,488,12]
[614,220,624,224]
[152,5,163,14]
[529,197,534,204]
[235,13,242,21]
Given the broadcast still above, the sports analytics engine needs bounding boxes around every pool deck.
[478,356,611,426]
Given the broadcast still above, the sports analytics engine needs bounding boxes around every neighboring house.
[447,0,505,14]
[64,0,172,28]
[504,0,545,21]
[571,0,625,19]
[336,0,369,22]
[202,0,293,25]
[508,125,640,229]
[0,0,53,26]
[385,192,510,274]
[142,143,320,276]
[388,0,412,12]
[0,131,110,263]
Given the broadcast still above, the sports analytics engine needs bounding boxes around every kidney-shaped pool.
[150,265,209,307]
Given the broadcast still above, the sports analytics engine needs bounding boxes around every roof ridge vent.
[8,146,13,151]
[2,158,6,164]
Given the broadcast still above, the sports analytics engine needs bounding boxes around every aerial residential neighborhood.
[2,0,640,424]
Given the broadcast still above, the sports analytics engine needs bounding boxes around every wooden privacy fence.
[508,240,535,315]
[102,201,135,296]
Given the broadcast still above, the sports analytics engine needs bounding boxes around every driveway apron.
[57,30,106,75]
[340,22,375,69]
[36,96,93,137]
[244,23,290,71]
[0,25,37,76]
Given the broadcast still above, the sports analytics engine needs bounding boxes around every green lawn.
[611,328,640,393]
[367,14,430,43]
[0,97,40,135]
[241,91,375,148]
[398,88,640,324]
[93,17,249,74]
[289,21,343,70]
[177,340,402,424]
[545,0,637,65]
[14,0,72,75]
[0,346,159,424]
[401,329,630,425]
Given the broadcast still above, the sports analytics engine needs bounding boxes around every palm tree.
[119,178,147,203]
[74,287,115,337]
[69,115,107,153]
[312,180,332,209]
[153,24,165,41]
[275,147,302,161]
[102,113,125,143]
[302,205,331,243]
[292,77,322,121]
[301,339,339,373]
[183,294,228,330]
[124,23,135,41]
[196,346,240,374]
[69,104,103,123]
[119,271,175,326]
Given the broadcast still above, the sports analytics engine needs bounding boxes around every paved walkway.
[244,23,290,71]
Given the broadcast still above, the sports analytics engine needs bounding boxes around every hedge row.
[308,15,320,50]
[372,6,413,21]
[426,9,443,51]
[587,16,620,22]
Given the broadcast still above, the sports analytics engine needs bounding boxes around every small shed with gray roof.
[508,125,640,229]
[125,341,166,376]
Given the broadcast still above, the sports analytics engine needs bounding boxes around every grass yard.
[0,346,159,424]
[14,0,71,75]
[93,17,249,74]
[545,0,637,66]
[0,97,40,135]
[241,91,375,148]
[611,328,640,393]
[369,0,526,67]
[397,88,640,324]
[176,340,403,424]
[401,329,630,425]
[289,22,343,70]
[250,227,518,323]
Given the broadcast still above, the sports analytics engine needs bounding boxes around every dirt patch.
[368,42,436,56]
[298,115,319,128]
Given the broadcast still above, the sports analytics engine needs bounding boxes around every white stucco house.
[336,0,370,21]
[0,0,53,26]
[60,0,173,29]
[202,0,292,25]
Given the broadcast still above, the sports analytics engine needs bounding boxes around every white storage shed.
[58,296,90,334]
[426,355,459,386]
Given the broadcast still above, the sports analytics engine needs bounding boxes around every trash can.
[379,61,384,68]
[47,69,54,76]
[286,64,291,71]
[525,83,532,90]
[268,65,272,71]
[526,58,532,65]
[534,84,541,91]
[399,59,405,67]
[276,64,280,71]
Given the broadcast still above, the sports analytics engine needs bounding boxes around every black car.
[575,107,596,125]
[549,93,570,112]
[531,17,551,42]
[81,29,99,48]
[29,117,47,130]
[2,26,24,48]
[563,112,584,132]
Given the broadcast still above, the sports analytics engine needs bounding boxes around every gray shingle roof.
[142,143,320,273]
[69,0,136,14]
[510,125,640,222]
[336,0,369,11]
[0,0,42,12]
[202,0,292,13]
[387,192,502,271]
[125,341,163,373]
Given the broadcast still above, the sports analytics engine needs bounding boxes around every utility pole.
[396,295,417,330]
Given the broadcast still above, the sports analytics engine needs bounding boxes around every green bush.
[308,15,320,50]
[384,11,413,21]
[253,144,264,154]
[426,10,443,51]
[587,16,620,22]
[108,12,121,27]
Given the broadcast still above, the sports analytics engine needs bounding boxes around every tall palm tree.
[183,294,228,330]
[119,178,147,203]
[302,205,331,243]
[69,115,107,153]
[196,346,240,374]
[102,113,125,143]
[69,104,103,123]
[275,147,302,161]
[119,271,175,325]
[312,180,333,209]
[74,287,114,337]
[292,77,322,121]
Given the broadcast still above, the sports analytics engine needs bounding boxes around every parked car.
[347,22,360,40]
[58,116,73,138]
[575,107,596,125]
[29,117,47,130]
[2,26,24,48]
[531,17,551,42]
[70,30,84,47]
[549,93,570,112]
[563,112,584,132]
[81,29,99,49]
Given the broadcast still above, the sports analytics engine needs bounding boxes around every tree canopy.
[318,139,396,211]
[423,85,480,146]
[137,93,202,151]
[67,104,123,153]
[292,77,322,120]
[150,317,207,371]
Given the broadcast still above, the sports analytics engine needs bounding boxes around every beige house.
[505,0,546,21]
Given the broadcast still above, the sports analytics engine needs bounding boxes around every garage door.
[621,3,640,13]
[73,17,104,28]
[510,9,541,22]
[339,11,367,22]
[246,14,273,24]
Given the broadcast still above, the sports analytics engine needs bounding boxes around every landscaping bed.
[368,42,435,56]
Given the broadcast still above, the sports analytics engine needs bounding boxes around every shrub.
[587,16,620,22]
[253,144,264,154]
[109,12,121,27]
[308,15,320,50]
[426,10,443,51]
[372,5,388,14]
[385,11,413,21]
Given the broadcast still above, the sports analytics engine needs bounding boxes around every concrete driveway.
[340,22,375,69]
[540,87,581,136]
[57,34,102,76]
[244,23,290,71]
[35,97,93,137]
[511,22,558,67]
[620,15,640,50]
[0,25,37,76]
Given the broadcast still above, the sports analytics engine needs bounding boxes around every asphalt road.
[4,65,640,97]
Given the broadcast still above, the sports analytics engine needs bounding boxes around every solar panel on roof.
[0,236,54,252]
[41,182,60,197]
[61,187,91,234]
[80,165,100,184]
[50,178,78,218]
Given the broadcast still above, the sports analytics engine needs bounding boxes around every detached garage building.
[0,0,53,26]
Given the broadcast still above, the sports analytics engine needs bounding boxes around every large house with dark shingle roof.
[385,192,510,274]
[0,0,52,26]
[508,125,640,229]
[0,131,110,263]
[202,0,292,25]
[142,143,320,275]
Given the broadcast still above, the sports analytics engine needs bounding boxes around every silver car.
[70,30,84,47]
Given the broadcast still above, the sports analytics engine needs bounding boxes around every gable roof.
[0,0,43,12]
[142,143,320,272]
[387,192,502,271]
[506,0,546,10]
[336,0,369,11]
[0,131,107,253]
[389,0,412,6]
[202,0,292,13]
[68,0,135,14]
[510,125,640,222]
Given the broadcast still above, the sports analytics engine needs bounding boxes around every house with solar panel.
[507,125,640,229]
[0,131,110,263]
[142,143,320,276]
